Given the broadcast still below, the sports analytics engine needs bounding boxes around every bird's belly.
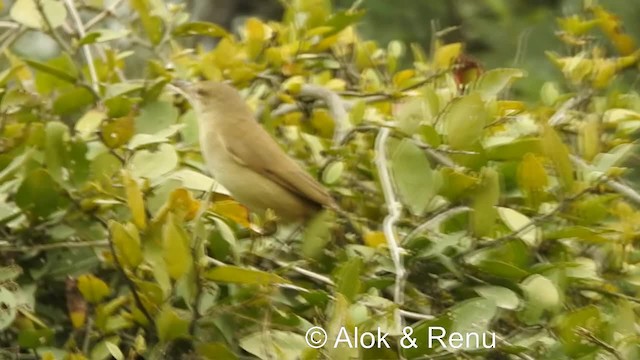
[200,134,311,221]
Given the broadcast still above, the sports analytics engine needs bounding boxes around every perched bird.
[174,80,335,222]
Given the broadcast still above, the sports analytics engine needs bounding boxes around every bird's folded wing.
[221,125,334,208]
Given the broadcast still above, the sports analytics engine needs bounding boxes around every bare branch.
[85,0,126,29]
[297,84,352,144]
[570,154,640,206]
[548,91,591,126]
[63,0,100,94]
[0,240,108,252]
[374,127,407,334]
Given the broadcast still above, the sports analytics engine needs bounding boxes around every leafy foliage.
[1,1,640,359]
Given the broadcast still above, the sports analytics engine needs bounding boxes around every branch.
[0,240,108,252]
[404,206,471,244]
[297,84,351,144]
[548,91,591,126]
[570,154,640,206]
[85,0,126,29]
[63,0,99,94]
[35,0,73,53]
[374,127,407,335]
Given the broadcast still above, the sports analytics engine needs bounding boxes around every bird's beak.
[168,79,192,99]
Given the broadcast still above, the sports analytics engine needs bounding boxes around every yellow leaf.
[100,115,134,148]
[517,153,548,191]
[153,188,201,224]
[541,124,574,192]
[444,92,487,149]
[392,69,416,88]
[363,231,386,248]
[245,17,266,59]
[282,75,305,95]
[122,171,147,230]
[592,5,636,55]
[471,167,500,237]
[205,266,290,285]
[434,42,462,69]
[77,274,111,304]
[211,199,250,228]
[579,115,600,161]
[162,214,192,280]
[109,220,143,269]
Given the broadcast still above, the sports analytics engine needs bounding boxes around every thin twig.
[548,91,591,126]
[489,184,596,245]
[35,0,73,53]
[298,84,351,145]
[576,327,624,360]
[570,154,640,206]
[274,260,335,286]
[0,21,20,29]
[404,206,471,244]
[398,309,434,320]
[63,0,100,94]
[374,127,406,341]
[85,0,126,29]
[0,240,109,252]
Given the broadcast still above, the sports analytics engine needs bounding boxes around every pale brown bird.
[174,80,336,222]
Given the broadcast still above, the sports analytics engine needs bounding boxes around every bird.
[173,80,336,223]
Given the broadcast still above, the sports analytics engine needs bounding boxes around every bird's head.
[171,80,247,117]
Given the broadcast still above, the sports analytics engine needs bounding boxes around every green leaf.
[391,138,438,216]
[128,124,184,149]
[323,9,366,37]
[302,210,334,259]
[553,306,602,357]
[10,0,67,30]
[44,121,69,184]
[78,29,130,45]
[135,101,178,134]
[156,305,190,343]
[196,342,238,360]
[0,287,17,330]
[105,342,124,360]
[322,160,344,185]
[128,143,178,179]
[475,285,520,310]
[75,110,107,139]
[240,330,307,360]
[450,298,497,340]
[444,93,487,149]
[53,87,96,115]
[130,0,164,45]
[23,58,77,84]
[471,167,500,237]
[521,274,559,310]
[473,68,526,100]
[485,137,543,160]
[497,207,539,246]
[205,266,290,285]
[15,169,68,219]
[335,258,362,303]
[173,21,230,38]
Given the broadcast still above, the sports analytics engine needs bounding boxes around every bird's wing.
[220,121,335,208]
